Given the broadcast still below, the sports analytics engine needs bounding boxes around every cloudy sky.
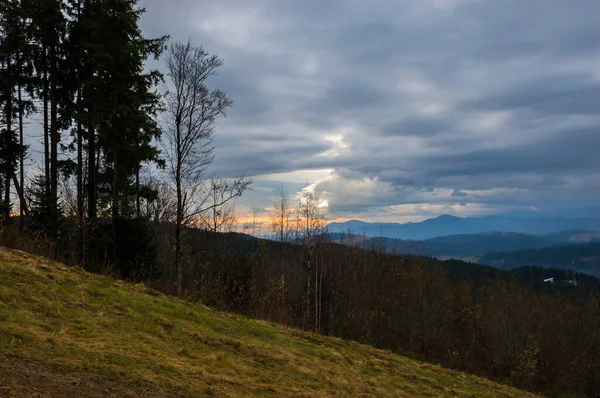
[139,0,600,224]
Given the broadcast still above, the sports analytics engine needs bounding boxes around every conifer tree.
[0,0,29,225]
[78,0,167,268]
[25,0,65,236]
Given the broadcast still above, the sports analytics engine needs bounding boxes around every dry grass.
[0,247,538,397]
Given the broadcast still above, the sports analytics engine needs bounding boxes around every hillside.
[331,230,597,259]
[544,229,600,242]
[479,242,600,277]
[333,232,555,258]
[0,248,536,398]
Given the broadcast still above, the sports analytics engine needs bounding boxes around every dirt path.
[0,356,173,398]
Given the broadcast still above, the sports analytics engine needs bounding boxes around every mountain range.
[327,215,600,240]
[330,229,600,259]
[327,215,600,276]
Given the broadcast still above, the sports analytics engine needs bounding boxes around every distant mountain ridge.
[327,215,600,240]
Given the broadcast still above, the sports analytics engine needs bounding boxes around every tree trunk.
[281,242,286,308]
[11,175,26,217]
[4,77,12,223]
[43,50,50,194]
[17,57,25,230]
[315,252,319,333]
[319,260,323,334]
[87,123,96,264]
[87,125,96,220]
[50,43,58,220]
[175,111,183,294]
[112,150,119,263]
[175,221,182,295]
[111,87,119,264]
[4,170,10,223]
[135,168,140,219]
[175,161,182,295]
[77,88,84,263]
[306,247,311,329]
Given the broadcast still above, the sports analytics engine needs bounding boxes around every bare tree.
[140,174,176,225]
[58,174,78,217]
[161,40,250,295]
[242,208,262,236]
[271,188,294,302]
[297,190,326,331]
[199,176,237,234]
[272,188,293,243]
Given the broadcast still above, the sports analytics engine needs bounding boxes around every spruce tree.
[0,0,29,226]
[25,0,66,237]
[79,0,167,269]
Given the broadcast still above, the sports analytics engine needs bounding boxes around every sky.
[136,0,600,225]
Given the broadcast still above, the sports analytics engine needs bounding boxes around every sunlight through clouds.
[138,0,600,222]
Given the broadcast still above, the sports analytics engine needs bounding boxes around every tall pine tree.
[78,0,167,271]
[25,0,65,237]
[0,0,29,225]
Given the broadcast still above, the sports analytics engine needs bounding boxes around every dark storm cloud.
[213,136,334,177]
[466,73,600,115]
[419,126,600,179]
[381,115,451,137]
[137,0,600,219]
[323,81,392,111]
[207,70,273,126]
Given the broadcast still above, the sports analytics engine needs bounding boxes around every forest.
[1,1,599,397]
[479,242,600,276]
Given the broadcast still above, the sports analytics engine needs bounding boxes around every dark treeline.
[480,242,600,276]
[330,233,559,258]
[1,2,599,397]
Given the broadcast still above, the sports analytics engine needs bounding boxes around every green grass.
[0,247,538,397]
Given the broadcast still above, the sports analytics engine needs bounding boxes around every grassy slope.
[0,248,537,397]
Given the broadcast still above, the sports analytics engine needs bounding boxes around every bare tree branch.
[160,39,251,295]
